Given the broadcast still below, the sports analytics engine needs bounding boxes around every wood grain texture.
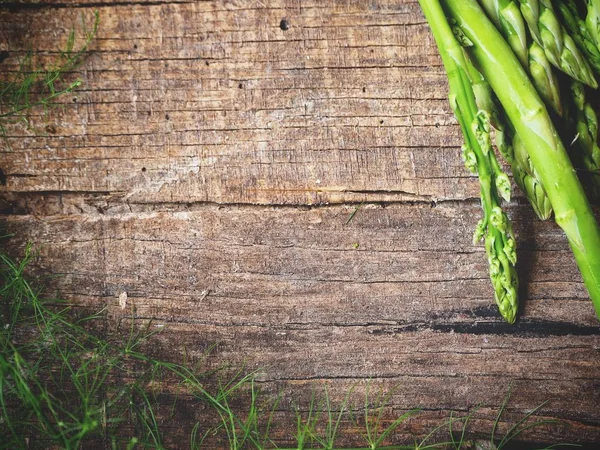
[1,0,600,446]
[0,0,473,205]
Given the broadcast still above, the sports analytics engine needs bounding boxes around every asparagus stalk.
[562,79,600,197]
[512,131,554,219]
[556,0,600,74]
[544,1,600,197]
[467,64,513,202]
[419,0,519,323]
[519,0,598,87]
[495,121,554,220]
[528,41,563,116]
[479,0,529,67]
[586,0,600,49]
[478,0,563,115]
[442,0,600,319]
[466,55,553,219]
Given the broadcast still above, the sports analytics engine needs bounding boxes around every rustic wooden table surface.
[1,0,599,447]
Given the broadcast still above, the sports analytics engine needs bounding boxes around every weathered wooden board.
[3,203,600,443]
[1,0,600,446]
[1,0,475,205]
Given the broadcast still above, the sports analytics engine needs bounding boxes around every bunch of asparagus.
[419,0,600,323]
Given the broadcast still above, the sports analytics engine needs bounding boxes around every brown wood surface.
[1,0,599,447]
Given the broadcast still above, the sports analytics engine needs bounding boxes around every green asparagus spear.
[466,54,553,219]
[419,0,519,323]
[494,122,553,220]
[443,0,600,320]
[556,0,600,74]
[528,41,563,116]
[519,0,598,87]
[546,1,600,196]
[586,0,600,48]
[512,131,554,219]
[478,0,563,114]
[562,79,600,197]
[479,0,529,66]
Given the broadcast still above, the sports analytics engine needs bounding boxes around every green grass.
[0,245,581,449]
[0,10,99,136]
[0,244,250,449]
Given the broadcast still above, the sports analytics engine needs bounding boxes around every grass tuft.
[0,245,249,448]
[0,10,99,137]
